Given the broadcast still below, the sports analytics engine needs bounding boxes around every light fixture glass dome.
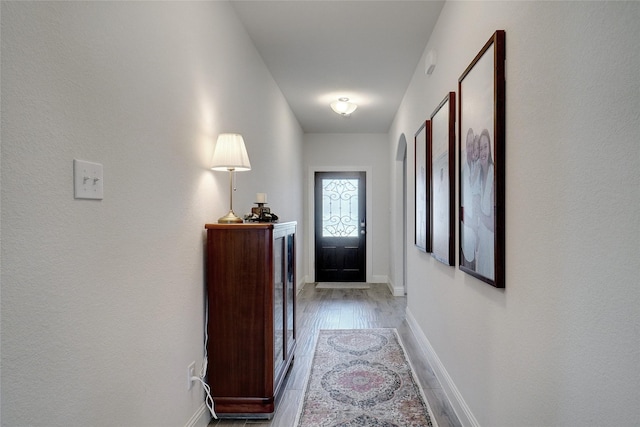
[330,97,357,116]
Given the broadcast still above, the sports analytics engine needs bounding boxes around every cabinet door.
[285,232,295,357]
[273,233,285,377]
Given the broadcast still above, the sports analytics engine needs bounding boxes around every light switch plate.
[74,159,103,200]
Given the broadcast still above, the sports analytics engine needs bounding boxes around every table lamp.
[211,133,251,223]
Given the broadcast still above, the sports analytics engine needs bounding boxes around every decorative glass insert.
[322,179,359,237]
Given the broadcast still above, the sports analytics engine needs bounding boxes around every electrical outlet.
[187,361,196,390]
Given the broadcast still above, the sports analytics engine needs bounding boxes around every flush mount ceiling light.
[330,97,357,116]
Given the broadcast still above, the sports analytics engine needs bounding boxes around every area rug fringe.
[294,328,438,427]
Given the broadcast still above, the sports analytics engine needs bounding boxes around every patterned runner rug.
[296,329,437,427]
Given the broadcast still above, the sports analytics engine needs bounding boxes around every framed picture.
[414,120,431,252]
[429,92,456,266]
[458,30,505,288]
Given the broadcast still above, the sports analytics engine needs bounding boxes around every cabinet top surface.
[205,221,296,230]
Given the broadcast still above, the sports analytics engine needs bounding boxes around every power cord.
[192,298,217,420]
[190,375,216,419]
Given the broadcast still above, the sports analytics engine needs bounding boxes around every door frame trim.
[307,166,372,283]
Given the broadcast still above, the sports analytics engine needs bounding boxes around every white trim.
[296,276,308,295]
[406,308,480,427]
[386,276,405,297]
[371,274,387,284]
[183,403,210,427]
[368,274,404,297]
[307,166,373,282]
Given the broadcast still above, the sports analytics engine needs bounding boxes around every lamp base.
[218,210,243,224]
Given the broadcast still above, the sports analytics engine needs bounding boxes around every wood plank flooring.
[208,283,461,427]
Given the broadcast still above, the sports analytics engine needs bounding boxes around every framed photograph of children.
[429,92,456,266]
[458,30,505,288]
[415,120,431,252]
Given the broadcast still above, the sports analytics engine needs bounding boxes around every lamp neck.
[217,168,243,223]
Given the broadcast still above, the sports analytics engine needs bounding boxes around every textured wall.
[0,2,303,426]
[390,1,640,426]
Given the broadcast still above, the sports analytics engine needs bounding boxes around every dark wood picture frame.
[458,30,505,288]
[429,92,456,266]
[414,120,431,252]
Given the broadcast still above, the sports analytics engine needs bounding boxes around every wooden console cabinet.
[204,222,296,418]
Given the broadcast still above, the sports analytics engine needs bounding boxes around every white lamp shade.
[330,98,357,116]
[211,133,251,171]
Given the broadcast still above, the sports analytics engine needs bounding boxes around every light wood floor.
[208,283,461,427]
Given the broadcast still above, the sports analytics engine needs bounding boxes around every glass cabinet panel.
[273,235,284,375]
[286,233,295,354]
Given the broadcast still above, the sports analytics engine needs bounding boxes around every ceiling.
[230,0,444,134]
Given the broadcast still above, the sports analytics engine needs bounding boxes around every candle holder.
[252,202,270,216]
[246,202,278,222]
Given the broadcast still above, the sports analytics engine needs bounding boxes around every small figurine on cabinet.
[245,206,279,223]
[245,193,278,222]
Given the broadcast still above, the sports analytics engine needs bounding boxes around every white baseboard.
[297,276,308,294]
[370,274,387,283]
[368,275,404,297]
[183,403,210,427]
[405,308,480,427]
[386,277,405,297]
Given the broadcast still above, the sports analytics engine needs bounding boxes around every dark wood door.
[314,172,366,282]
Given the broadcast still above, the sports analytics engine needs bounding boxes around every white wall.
[389,1,640,426]
[303,133,390,286]
[0,2,303,426]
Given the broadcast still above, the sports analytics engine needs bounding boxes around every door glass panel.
[321,178,359,237]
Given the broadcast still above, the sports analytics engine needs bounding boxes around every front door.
[314,172,366,282]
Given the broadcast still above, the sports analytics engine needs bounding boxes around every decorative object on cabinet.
[204,222,297,418]
[245,193,279,222]
[458,30,506,288]
[246,203,279,223]
[414,119,431,253]
[211,133,251,224]
[429,92,456,266]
